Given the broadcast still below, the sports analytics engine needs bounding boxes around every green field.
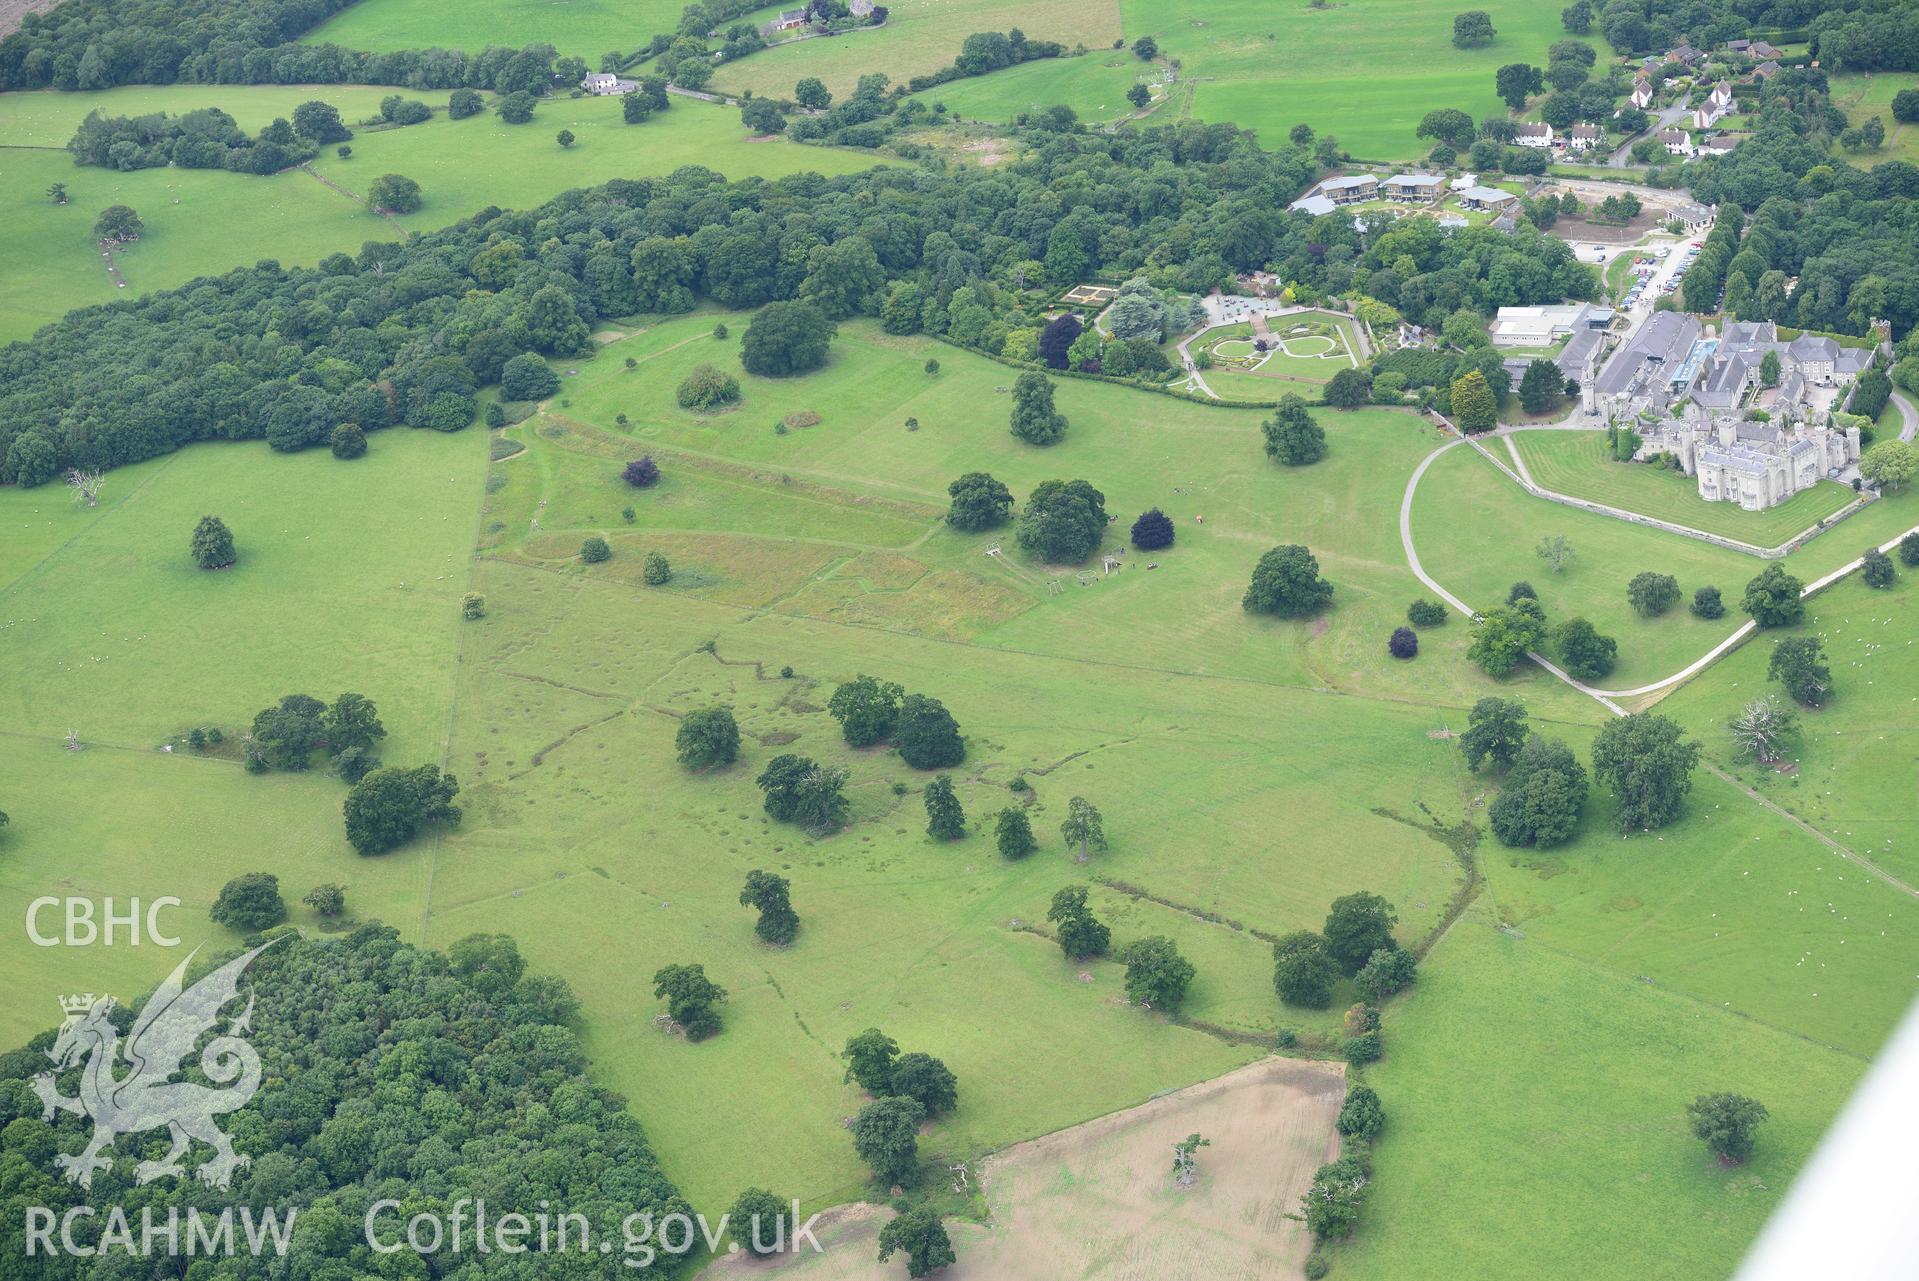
[1660,569,1919,886]
[0,88,881,342]
[1348,909,1871,1279]
[1510,429,1860,547]
[1829,72,1919,168]
[305,0,682,59]
[708,0,1124,101]
[1412,439,1919,689]
[3,300,1916,1279]
[907,46,1153,124]
[1122,0,1601,159]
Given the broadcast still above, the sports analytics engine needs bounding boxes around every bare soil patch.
[701,1057,1344,1280]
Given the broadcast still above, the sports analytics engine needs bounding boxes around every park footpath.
[1401,410,1919,897]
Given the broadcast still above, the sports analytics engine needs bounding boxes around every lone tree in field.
[210,873,287,932]
[876,1206,954,1278]
[1242,545,1333,616]
[890,1052,958,1115]
[191,515,237,569]
[302,883,346,918]
[1059,796,1107,860]
[65,469,104,506]
[1263,394,1327,465]
[653,962,727,1040]
[676,706,740,769]
[1130,507,1175,550]
[895,694,964,769]
[1692,585,1725,618]
[623,455,661,487]
[1488,735,1588,848]
[1118,935,1195,1011]
[1170,1133,1211,1185]
[852,1096,926,1185]
[1742,564,1804,627]
[1452,10,1496,47]
[740,869,799,945]
[1687,1093,1768,1164]
[1272,930,1338,1008]
[1769,636,1832,707]
[1324,892,1397,973]
[94,204,143,243]
[343,764,461,854]
[367,173,422,214]
[1628,571,1681,617]
[923,775,965,840]
[675,362,741,410]
[1017,478,1107,563]
[643,552,671,585]
[756,755,850,831]
[1861,547,1896,589]
[1535,534,1575,574]
[1461,696,1529,770]
[996,807,1037,859]
[1009,371,1069,445]
[740,300,835,377]
[946,472,1013,531]
[580,535,611,563]
[740,98,785,135]
[1047,884,1112,958]
[556,128,576,147]
[829,674,904,747]
[1591,713,1699,833]
[1728,696,1798,765]
[1388,626,1418,659]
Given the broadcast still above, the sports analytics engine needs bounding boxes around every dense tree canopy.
[1591,713,1700,833]
[1242,544,1333,616]
[1,925,687,1272]
[0,118,1591,486]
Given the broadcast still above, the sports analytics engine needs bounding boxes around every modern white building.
[1489,303,1606,347]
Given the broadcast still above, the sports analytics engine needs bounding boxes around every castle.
[1598,319,1867,511]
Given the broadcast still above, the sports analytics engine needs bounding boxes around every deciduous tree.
[923,775,965,839]
[343,764,461,854]
[1009,371,1068,445]
[191,514,236,569]
[1059,796,1107,859]
[1047,884,1111,958]
[1768,636,1832,706]
[1460,696,1529,770]
[1273,930,1337,1007]
[896,694,964,769]
[877,1206,954,1278]
[1591,713,1699,833]
[1264,394,1328,464]
[1016,478,1107,562]
[1742,564,1804,627]
[653,962,727,1040]
[210,872,286,932]
[1242,545,1334,616]
[740,869,799,944]
[676,706,740,769]
[1687,1093,1767,1164]
[996,807,1037,859]
[1323,892,1397,974]
[852,1096,925,1185]
[946,472,1013,530]
[1118,935,1195,1011]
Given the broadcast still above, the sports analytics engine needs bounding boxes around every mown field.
[1829,72,1919,168]
[2,293,1915,1280]
[0,427,488,1046]
[1659,569,1919,886]
[708,0,1124,102]
[305,0,681,59]
[1412,439,1919,689]
[1510,428,1859,547]
[1123,0,1599,160]
[0,88,882,342]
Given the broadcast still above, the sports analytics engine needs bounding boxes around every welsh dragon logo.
[31,940,278,1191]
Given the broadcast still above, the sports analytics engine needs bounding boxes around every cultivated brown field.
[704,1056,1346,1280]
